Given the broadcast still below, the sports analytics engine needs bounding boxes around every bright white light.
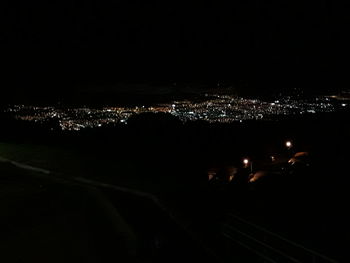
[286,141,292,148]
[243,159,249,165]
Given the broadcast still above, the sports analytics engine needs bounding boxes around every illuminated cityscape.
[3,1,350,262]
[4,94,346,131]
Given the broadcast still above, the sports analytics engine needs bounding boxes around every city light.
[3,93,338,131]
[243,158,249,165]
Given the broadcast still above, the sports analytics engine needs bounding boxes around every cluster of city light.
[7,104,176,130]
[4,94,339,130]
[169,94,336,123]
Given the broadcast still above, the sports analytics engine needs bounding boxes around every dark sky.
[2,1,350,101]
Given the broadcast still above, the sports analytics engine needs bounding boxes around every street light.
[285,141,292,149]
[243,158,253,174]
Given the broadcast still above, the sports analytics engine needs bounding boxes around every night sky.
[2,1,350,102]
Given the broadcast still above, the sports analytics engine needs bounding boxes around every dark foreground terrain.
[0,110,349,262]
